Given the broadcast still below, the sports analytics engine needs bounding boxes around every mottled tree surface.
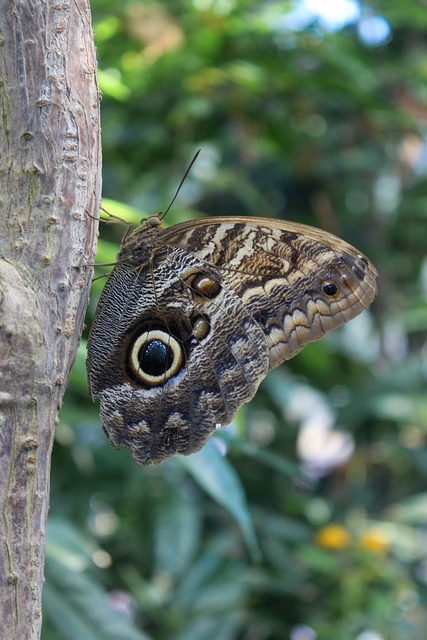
[0,1,101,637]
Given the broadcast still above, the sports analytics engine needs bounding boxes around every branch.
[0,1,101,637]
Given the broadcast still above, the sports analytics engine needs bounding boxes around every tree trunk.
[0,1,101,638]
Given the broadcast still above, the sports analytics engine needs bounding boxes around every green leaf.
[153,492,202,577]
[179,441,261,561]
[44,519,151,640]
[98,68,132,102]
[44,559,150,640]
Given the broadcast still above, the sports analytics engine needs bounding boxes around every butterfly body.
[87,215,377,464]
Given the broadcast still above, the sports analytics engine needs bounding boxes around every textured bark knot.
[22,438,39,450]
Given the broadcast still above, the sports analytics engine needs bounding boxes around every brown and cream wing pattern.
[160,217,377,367]
[87,215,377,464]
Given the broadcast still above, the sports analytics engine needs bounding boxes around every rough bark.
[0,1,101,638]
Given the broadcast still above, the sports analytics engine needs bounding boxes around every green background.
[43,1,427,638]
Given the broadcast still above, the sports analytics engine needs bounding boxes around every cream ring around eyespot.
[129,329,183,386]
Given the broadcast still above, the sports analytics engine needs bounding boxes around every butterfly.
[86,211,377,464]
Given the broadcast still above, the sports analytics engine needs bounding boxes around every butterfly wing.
[87,217,377,464]
[160,217,378,368]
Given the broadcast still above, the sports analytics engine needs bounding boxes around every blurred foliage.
[43,0,427,639]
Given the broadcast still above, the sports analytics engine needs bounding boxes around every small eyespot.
[128,329,183,387]
[191,273,221,299]
[322,280,339,297]
[192,315,210,341]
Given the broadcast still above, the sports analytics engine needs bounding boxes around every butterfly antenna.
[86,206,130,225]
[100,206,130,225]
[160,149,201,221]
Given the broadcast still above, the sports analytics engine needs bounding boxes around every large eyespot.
[128,329,183,387]
[322,280,339,297]
[191,273,221,299]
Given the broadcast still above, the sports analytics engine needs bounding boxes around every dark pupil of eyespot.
[323,281,338,296]
[139,340,173,376]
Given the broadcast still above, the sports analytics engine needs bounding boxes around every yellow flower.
[315,524,350,549]
[359,530,389,554]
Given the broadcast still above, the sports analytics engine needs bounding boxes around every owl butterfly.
[87,210,377,465]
